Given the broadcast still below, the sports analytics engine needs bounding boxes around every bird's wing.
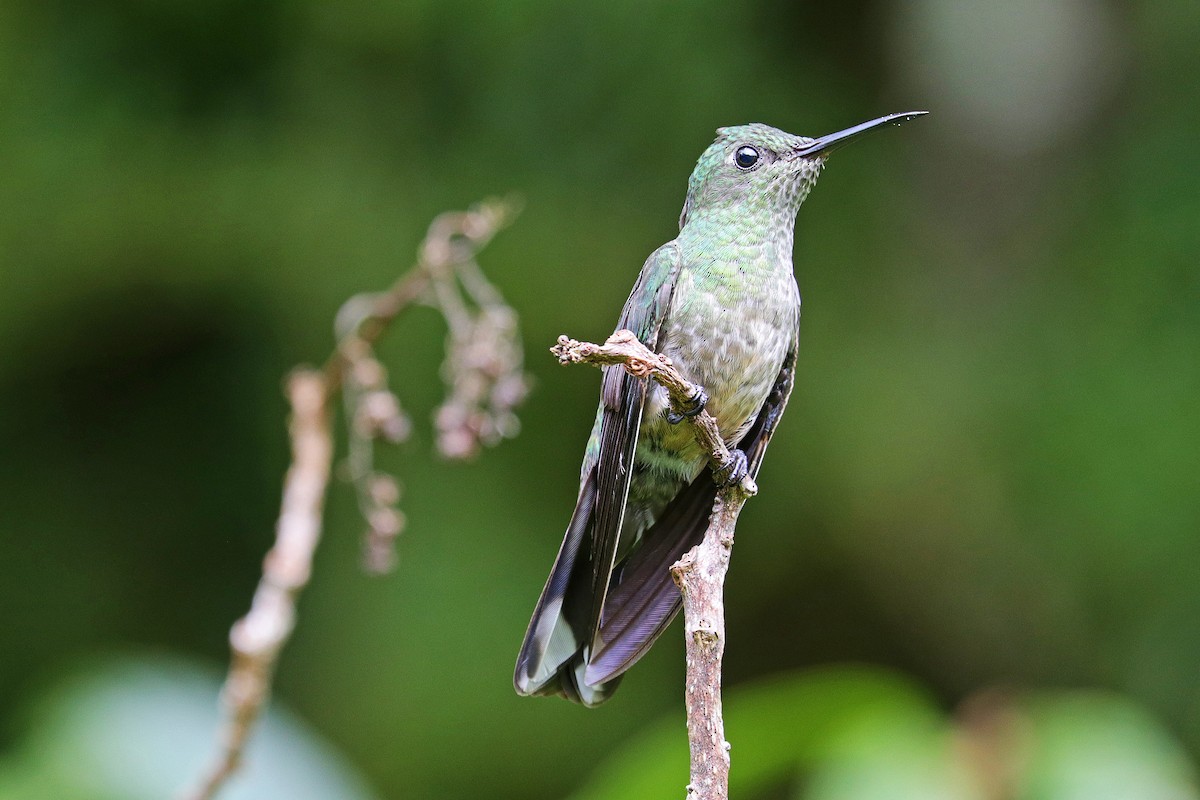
[513,242,681,702]
[585,241,683,635]
[585,326,799,685]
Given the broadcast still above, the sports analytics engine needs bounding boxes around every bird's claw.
[665,387,709,425]
[714,449,749,487]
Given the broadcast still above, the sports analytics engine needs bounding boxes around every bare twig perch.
[551,330,757,800]
[182,200,525,800]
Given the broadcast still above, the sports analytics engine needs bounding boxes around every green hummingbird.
[515,112,926,706]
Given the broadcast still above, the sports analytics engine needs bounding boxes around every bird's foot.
[713,448,749,487]
[665,387,709,424]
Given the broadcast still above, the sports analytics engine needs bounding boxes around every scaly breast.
[636,249,798,484]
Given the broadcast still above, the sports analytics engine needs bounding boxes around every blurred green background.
[2,0,1198,798]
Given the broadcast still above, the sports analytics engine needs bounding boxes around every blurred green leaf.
[1017,692,1199,800]
[805,731,982,800]
[571,667,941,799]
[572,669,1200,800]
[0,654,379,800]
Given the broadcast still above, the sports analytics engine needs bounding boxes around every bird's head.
[679,112,927,229]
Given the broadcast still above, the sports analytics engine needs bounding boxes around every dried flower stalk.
[181,199,525,800]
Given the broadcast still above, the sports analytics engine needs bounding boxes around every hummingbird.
[515,112,926,706]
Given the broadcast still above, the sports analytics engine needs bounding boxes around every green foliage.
[0,656,378,800]
[574,670,1199,800]
[572,668,941,798]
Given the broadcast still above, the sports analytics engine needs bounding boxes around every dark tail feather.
[584,474,717,685]
[514,473,622,706]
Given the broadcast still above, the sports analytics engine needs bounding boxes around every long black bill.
[795,111,927,158]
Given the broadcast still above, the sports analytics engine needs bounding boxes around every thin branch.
[181,199,524,800]
[551,330,756,800]
[673,492,745,800]
[181,369,333,800]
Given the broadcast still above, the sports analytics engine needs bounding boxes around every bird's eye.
[734,146,760,170]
